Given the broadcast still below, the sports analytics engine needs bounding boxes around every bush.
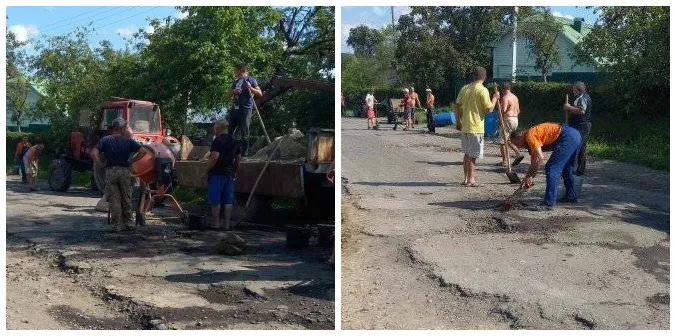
[507,81,668,171]
[6,131,59,156]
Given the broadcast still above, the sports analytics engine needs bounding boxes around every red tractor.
[48,97,181,192]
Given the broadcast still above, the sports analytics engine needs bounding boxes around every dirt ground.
[341,117,669,330]
[6,177,334,330]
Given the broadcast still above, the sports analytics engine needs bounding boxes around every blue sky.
[341,6,600,52]
[7,6,185,54]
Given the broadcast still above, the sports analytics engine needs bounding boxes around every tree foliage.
[394,6,541,101]
[346,25,384,58]
[22,6,334,142]
[575,6,669,115]
[519,11,564,82]
[6,28,34,131]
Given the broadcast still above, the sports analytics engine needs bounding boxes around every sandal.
[512,156,525,167]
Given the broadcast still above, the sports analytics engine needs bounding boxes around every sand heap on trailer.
[248,129,306,162]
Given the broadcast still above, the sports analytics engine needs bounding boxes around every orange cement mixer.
[129,142,187,226]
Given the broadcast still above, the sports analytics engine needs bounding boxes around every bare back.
[501,91,520,118]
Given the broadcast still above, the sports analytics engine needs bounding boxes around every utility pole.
[511,6,518,83]
[391,6,395,27]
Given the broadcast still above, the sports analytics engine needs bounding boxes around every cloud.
[394,6,412,17]
[116,26,137,37]
[144,25,155,35]
[175,9,188,19]
[9,24,39,43]
[372,7,387,17]
[551,11,575,20]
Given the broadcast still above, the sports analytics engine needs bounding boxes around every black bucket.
[187,213,209,230]
[286,226,311,250]
[317,224,334,248]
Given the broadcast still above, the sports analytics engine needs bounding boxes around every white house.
[5,78,50,131]
[492,15,597,80]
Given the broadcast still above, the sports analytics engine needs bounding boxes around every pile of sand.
[249,130,306,162]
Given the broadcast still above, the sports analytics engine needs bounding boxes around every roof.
[6,77,47,96]
[520,13,594,44]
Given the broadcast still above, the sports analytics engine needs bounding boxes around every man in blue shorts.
[204,119,242,230]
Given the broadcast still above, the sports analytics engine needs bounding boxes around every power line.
[89,6,163,32]
[40,7,139,33]
[38,7,113,30]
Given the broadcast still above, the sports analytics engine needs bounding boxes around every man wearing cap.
[400,88,413,130]
[204,119,242,230]
[409,87,422,128]
[510,122,582,209]
[230,64,263,156]
[92,118,148,231]
[425,88,436,133]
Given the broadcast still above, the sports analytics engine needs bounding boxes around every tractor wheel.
[48,159,72,192]
[93,164,106,192]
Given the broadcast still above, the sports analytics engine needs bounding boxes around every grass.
[172,186,208,208]
[587,134,669,171]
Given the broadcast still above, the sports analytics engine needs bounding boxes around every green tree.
[395,6,541,100]
[6,28,33,132]
[575,6,669,115]
[346,25,384,58]
[519,11,564,82]
[139,6,282,133]
[31,27,111,139]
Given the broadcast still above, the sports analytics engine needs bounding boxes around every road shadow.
[416,161,462,167]
[434,132,461,139]
[164,262,332,285]
[353,181,451,187]
[6,179,101,199]
[569,183,670,233]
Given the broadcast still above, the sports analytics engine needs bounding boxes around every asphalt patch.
[487,214,584,233]
[632,243,670,284]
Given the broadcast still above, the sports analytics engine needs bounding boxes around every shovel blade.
[506,170,521,184]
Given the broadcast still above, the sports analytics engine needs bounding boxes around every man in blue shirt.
[92,118,148,231]
[229,64,263,156]
[564,81,592,176]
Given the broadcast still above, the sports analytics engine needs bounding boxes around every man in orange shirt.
[15,136,32,183]
[510,122,581,208]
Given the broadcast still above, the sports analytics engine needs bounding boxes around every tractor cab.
[99,98,165,143]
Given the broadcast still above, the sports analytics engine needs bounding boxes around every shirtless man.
[425,88,436,133]
[498,82,525,166]
[409,87,422,128]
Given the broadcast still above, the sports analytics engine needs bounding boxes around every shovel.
[496,100,520,184]
[233,137,285,228]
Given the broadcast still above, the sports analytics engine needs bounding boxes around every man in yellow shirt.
[454,66,500,186]
[510,122,581,208]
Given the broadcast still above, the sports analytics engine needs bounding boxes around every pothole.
[483,214,586,233]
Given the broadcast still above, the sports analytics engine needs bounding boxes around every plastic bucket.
[286,226,311,250]
[433,111,456,127]
[484,111,499,137]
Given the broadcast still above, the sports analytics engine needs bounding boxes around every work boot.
[558,197,578,204]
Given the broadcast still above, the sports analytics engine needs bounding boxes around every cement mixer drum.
[132,142,177,185]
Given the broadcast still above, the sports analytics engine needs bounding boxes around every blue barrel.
[433,111,456,127]
[484,111,499,137]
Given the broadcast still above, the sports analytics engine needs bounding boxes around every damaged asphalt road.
[341,117,669,330]
[6,178,334,330]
